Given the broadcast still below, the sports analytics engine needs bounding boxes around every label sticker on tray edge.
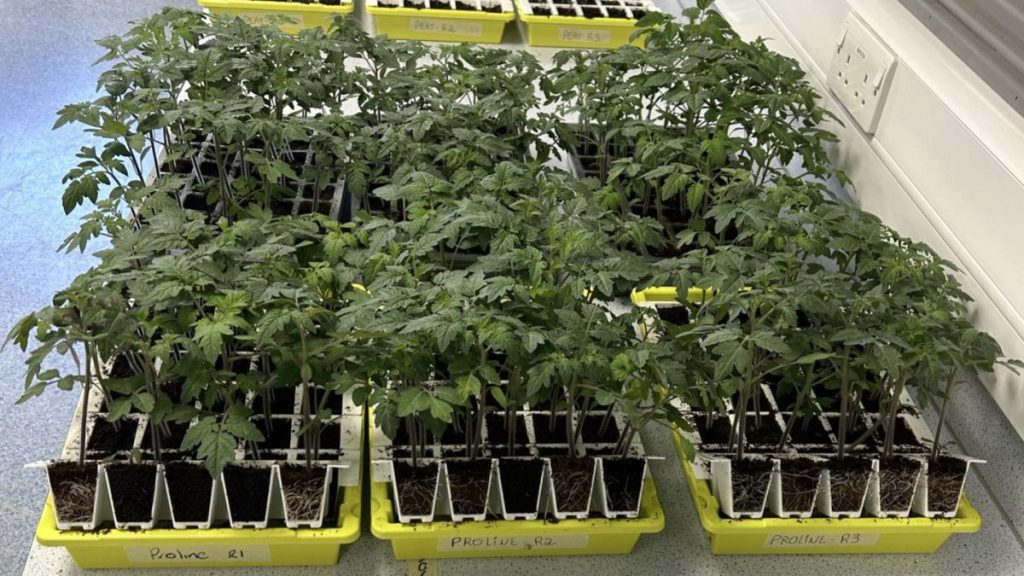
[409,18,484,37]
[763,532,880,548]
[124,544,272,564]
[234,12,305,27]
[438,534,590,551]
[557,28,613,44]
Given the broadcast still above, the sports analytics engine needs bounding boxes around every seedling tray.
[198,0,354,33]
[367,0,515,44]
[370,475,664,559]
[514,0,656,48]
[671,430,980,555]
[35,485,360,569]
[33,381,364,568]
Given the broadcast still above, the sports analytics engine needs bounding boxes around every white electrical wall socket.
[826,14,897,135]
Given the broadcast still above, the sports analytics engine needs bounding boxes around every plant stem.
[931,369,957,462]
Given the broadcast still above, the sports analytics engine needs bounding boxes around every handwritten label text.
[124,545,272,564]
[438,534,589,551]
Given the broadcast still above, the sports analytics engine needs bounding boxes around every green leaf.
[133,392,156,413]
[193,319,232,363]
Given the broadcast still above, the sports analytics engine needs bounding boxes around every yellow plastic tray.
[370,475,664,559]
[368,6,514,43]
[631,286,713,306]
[514,0,645,48]
[197,0,354,33]
[35,483,361,568]
[671,430,982,555]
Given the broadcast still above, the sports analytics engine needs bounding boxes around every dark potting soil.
[481,2,501,12]
[164,462,213,522]
[602,457,645,512]
[825,415,877,449]
[549,456,594,513]
[537,445,573,457]
[785,415,832,446]
[742,415,782,448]
[581,413,621,443]
[656,305,691,326]
[531,4,553,16]
[693,413,732,445]
[393,461,439,517]
[223,466,273,522]
[887,417,925,450]
[581,6,602,18]
[485,413,529,446]
[436,420,466,445]
[256,418,294,449]
[432,1,452,9]
[555,5,577,16]
[109,354,135,378]
[499,458,545,514]
[279,464,328,520]
[445,459,493,515]
[779,459,824,512]
[214,356,253,374]
[48,461,98,523]
[271,199,295,217]
[827,457,872,512]
[298,422,341,451]
[106,463,158,523]
[455,0,475,10]
[729,458,773,513]
[141,421,190,451]
[631,9,647,19]
[860,393,883,413]
[252,386,297,415]
[87,418,138,453]
[878,458,923,512]
[532,414,569,444]
[769,384,799,411]
[926,456,969,513]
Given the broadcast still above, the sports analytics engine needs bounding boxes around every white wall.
[715,0,1024,439]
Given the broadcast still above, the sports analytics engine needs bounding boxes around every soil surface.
[253,387,297,415]
[298,422,341,452]
[926,456,968,513]
[779,458,824,512]
[826,415,877,449]
[48,462,98,523]
[109,354,136,378]
[877,457,923,512]
[279,464,328,521]
[657,306,691,326]
[742,415,782,448]
[602,457,645,512]
[581,413,621,443]
[693,413,732,445]
[256,418,294,449]
[164,462,213,522]
[223,465,273,522]
[485,413,529,447]
[141,421,190,451]
[826,457,872,512]
[549,456,595,513]
[445,459,493,516]
[393,461,439,518]
[729,458,772,514]
[785,415,832,446]
[106,463,158,523]
[498,458,545,514]
[532,414,569,444]
[87,418,138,453]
